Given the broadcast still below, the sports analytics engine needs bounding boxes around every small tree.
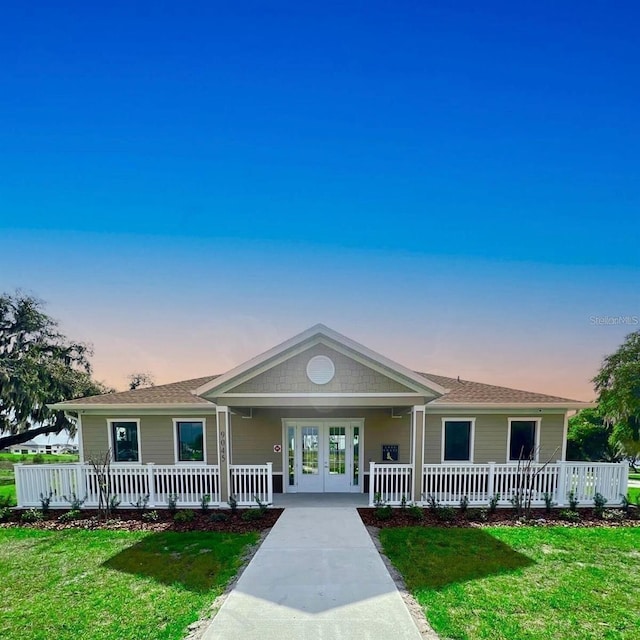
[511,445,559,519]
[87,450,114,520]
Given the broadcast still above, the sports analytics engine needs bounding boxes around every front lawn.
[629,487,640,503]
[0,484,15,503]
[0,528,257,640]
[380,527,640,640]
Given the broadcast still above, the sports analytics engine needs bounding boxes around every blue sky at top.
[0,1,638,398]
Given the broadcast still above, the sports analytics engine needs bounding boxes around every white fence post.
[266,462,273,505]
[487,462,495,500]
[619,460,629,501]
[369,462,375,506]
[147,463,156,507]
[14,464,24,508]
[556,460,567,507]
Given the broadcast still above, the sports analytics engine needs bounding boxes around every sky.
[1,1,639,402]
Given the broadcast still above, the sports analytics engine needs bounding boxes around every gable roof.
[193,323,448,398]
[50,325,591,410]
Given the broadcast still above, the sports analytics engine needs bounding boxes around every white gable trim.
[193,324,448,398]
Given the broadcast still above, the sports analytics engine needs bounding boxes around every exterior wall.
[81,414,219,465]
[229,344,414,394]
[424,413,566,464]
[230,407,412,473]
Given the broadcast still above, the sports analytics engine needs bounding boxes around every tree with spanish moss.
[0,291,110,450]
[592,330,640,468]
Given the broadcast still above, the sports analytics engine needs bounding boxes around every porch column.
[411,405,426,502]
[216,406,230,504]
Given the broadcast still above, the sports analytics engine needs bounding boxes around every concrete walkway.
[201,504,425,640]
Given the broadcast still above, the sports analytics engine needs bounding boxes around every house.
[14,324,627,508]
[7,441,70,456]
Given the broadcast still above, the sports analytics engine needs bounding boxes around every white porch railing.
[229,462,273,506]
[369,462,413,506]
[421,461,628,507]
[15,463,221,509]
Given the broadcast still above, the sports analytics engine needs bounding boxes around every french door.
[284,420,363,493]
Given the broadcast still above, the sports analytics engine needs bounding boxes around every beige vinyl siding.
[82,415,110,459]
[81,414,218,465]
[230,408,411,471]
[538,413,564,462]
[362,411,411,464]
[228,344,414,394]
[230,411,283,472]
[425,413,566,464]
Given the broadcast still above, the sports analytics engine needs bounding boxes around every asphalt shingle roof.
[417,372,582,404]
[58,371,581,406]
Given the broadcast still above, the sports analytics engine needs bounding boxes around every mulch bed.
[1,508,283,533]
[358,506,640,528]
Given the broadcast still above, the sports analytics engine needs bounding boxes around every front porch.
[14,460,628,509]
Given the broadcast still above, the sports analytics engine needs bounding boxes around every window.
[508,419,539,461]
[442,419,474,462]
[175,420,205,462]
[110,421,140,462]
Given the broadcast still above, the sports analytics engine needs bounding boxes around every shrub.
[407,504,424,521]
[210,512,229,523]
[426,495,440,513]
[0,506,13,522]
[63,492,86,511]
[400,495,407,510]
[459,496,469,513]
[466,508,488,522]
[174,509,195,523]
[109,495,121,512]
[130,494,150,519]
[568,490,579,511]
[543,492,556,514]
[167,493,179,515]
[559,509,580,523]
[488,493,500,514]
[435,506,456,522]
[620,494,630,514]
[227,495,238,514]
[200,494,211,513]
[142,510,159,522]
[241,509,264,522]
[253,495,269,514]
[374,505,393,521]
[373,492,385,508]
[39,490,54,515]
[593,492,607,518]
[32,453,45,464]
[58,509,81,523]
[21,508,43,523]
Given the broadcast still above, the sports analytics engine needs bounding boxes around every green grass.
[0,528,257,640]
[628,487,640,503]
[0,453,79,464]
[629,472,640,481]
[0,484,16,504]
[380,527,640,640]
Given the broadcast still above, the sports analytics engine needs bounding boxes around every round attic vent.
[306,355,335,385]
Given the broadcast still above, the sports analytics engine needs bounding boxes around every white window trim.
[441,418,476,463]
[507,417,541,463]
[173,418,207,464]
[107,419,142,464]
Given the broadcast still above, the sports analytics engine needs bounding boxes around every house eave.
[426,402,595,411]
[48,402,216,413]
